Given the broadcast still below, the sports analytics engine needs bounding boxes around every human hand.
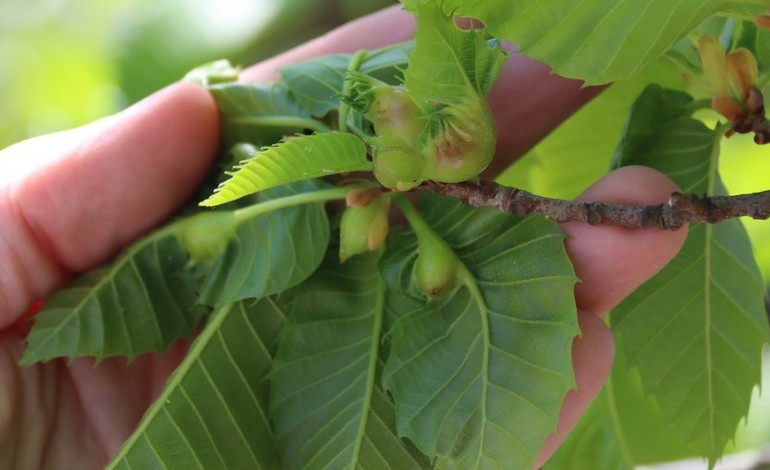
[0,5,686,468]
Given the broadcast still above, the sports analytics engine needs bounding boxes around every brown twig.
[418,180,770,230]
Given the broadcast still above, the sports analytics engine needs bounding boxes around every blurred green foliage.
[0,0,395,149]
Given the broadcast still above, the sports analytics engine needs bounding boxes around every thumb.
[0,82,219,327]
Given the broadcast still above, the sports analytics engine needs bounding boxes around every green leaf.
[107,298,285,469]
[198,180,333,306]
[281,54,351,118]
[21,230,206,365]
[611,86,770,463]
[612,85,700,168]
[381,194,579,469]
[280,42,413,118]
[269,250,430,470]
[736,20,770,76]
[614,210,768,464]
[209,81,328,149]
[404,2,506,103]
[356,360,433,470]
[201,133,370,207]
[402,0,766,85]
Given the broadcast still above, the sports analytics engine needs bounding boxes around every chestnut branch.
[418,180,770,230]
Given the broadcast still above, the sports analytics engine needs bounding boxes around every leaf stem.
[685,98,712,115]
[231,115,331,133]
[456,265,492,468]
[604,380,635,466]
[232,184,375,224]
[391,193,426,232]
[338,49,368,133]
[391,194,446,248]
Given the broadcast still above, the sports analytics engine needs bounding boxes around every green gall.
[348,73,427,149]
[178,211,237,263]
[373,147,424,191]
[339,195,390,262]
[419,95,496,183]
[367,85,426,147]
[414,235,459,299]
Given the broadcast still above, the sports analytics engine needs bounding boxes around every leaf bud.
[413,236,459,299]
[373,146,424,191]
[754,14,770,31]
[698,35,729,98]
[711,95,745,123]
[345,187,382,208]
[746,86,765,116]
[339,194,390,262]
[178,211,237,263]
[726,48,759,102]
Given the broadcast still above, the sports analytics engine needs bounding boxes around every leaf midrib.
[605,379,635,466]
[702,128,722,457]
[347,275,386,469]
[459,265,492,468]
[106,302,238,468]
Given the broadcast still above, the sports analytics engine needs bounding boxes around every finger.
[535,311,614,467]
[535,166,688,464]
[563,165,689,317]
[483,55,603,177]
[239,5,601,174]
[0,82,219,327]
[239,5,417,82]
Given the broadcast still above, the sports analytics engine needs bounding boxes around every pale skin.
[0,6,687,469]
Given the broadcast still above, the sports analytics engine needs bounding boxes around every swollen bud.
[367,85,426,147]
[419,95,496,183]
[339,194,390,262]
[178,211,237,263]
[348,73,427,148]
[413,235,459,299]
[373,147,424,191]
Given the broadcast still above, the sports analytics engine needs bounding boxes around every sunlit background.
[0,0,394,148]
